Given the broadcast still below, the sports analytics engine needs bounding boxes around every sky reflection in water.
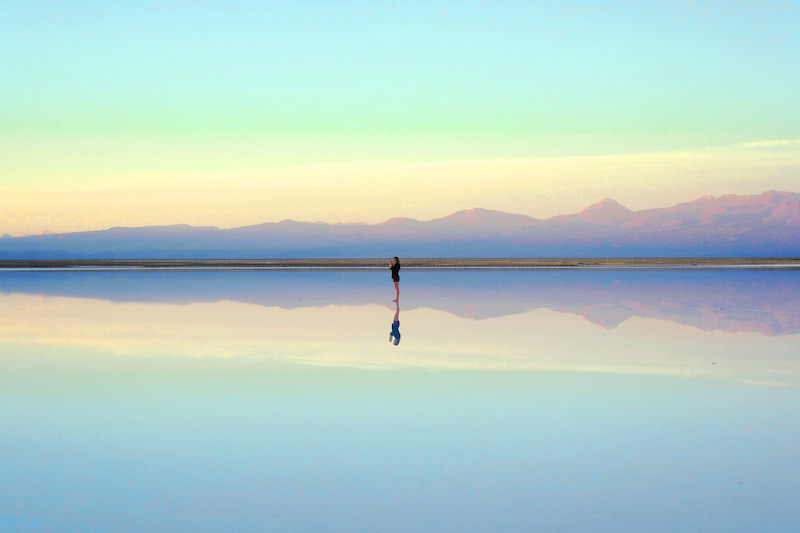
[1,270,799,532]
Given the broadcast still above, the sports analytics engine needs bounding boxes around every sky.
[2,0,799,236]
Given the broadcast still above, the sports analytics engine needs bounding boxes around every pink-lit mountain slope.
[541,190,799,230]
[518,190,800,256]
[1,191,798,258]
[546,198,634,226]
[620,190,800,230]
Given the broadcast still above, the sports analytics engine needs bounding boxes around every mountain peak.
[379,217,421,226]
[578,198,634,224]
[434,208,539,226]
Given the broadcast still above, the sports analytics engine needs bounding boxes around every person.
[389,256,400,301]
[389,300,401,346]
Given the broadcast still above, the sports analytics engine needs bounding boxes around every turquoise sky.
[2,1,799,234]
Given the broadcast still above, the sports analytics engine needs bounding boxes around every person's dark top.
[390,261,400,282]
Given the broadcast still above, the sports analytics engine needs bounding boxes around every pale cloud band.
[3,138,799,236]
[1,174,795,236]
[738,139,800,149]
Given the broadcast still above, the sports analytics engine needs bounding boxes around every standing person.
[389,256,400,302]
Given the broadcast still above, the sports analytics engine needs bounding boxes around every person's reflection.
[389,301,401,346]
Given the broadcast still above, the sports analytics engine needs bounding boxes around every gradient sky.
[2,0,799,236]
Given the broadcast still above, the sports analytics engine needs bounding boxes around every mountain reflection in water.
[2,269,798,336]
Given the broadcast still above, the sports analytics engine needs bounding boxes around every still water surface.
[1,270,799,532]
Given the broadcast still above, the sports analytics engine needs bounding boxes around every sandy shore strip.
[1,258,799,271]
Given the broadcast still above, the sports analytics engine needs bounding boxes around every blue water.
[1,270,799,532]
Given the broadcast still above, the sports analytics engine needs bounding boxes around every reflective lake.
[1,269,799,532]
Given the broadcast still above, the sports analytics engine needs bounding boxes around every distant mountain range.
[2,190,799,258]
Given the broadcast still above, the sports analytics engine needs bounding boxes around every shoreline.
[1,257,799,271]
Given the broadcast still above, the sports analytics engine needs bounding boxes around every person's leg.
[393,280,399,301]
